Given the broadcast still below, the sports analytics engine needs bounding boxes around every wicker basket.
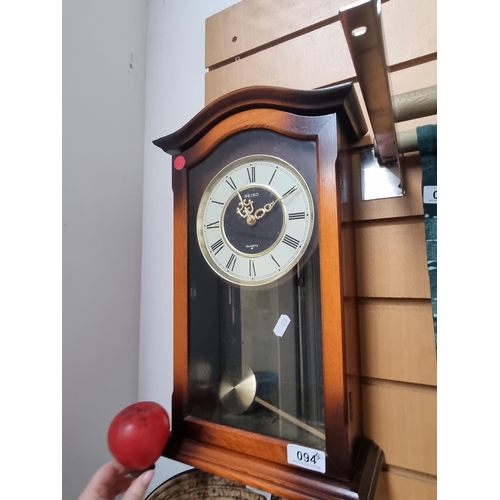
[146,469,285,500]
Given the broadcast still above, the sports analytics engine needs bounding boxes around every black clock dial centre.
[223,186,284,255]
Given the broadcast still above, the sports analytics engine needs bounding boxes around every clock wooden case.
[153,83,384,500]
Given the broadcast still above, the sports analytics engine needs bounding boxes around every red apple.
[107,401,170,470]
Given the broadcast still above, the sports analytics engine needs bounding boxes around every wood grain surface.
[204,0,438,497]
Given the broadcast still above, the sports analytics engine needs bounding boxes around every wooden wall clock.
[153,83,384,500]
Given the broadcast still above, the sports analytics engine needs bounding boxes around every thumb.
[123,469,155,500]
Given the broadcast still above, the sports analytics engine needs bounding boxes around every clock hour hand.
[236,190,254,219]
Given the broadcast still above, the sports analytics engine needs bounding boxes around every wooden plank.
[362,383,437,475]
[375,470,436,500]
[354,218,430,298]
[358,299,436,385]
[206,0,436,70]
[383,0,436,72]
[389,60,437,101]
[205,0,358,68]
[205,0,436,103]
[206,21,353,103]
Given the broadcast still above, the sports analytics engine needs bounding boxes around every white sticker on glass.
[273,314,291,337]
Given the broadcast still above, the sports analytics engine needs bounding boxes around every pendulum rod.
[254,396,326,440]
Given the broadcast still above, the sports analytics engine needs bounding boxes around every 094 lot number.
[287,444,326,473]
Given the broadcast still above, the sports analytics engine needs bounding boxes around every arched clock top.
[152,83,367,155]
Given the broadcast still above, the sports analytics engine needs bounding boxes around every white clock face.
[197,155,314,286]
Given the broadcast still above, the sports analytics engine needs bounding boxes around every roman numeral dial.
[197,155,315,286]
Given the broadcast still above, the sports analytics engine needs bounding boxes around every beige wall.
[204,0,437,498]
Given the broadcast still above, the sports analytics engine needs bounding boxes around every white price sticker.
[423,185,437,204]
[273,314,291,337]
[287,444,326,473]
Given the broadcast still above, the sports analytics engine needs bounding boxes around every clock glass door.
[186,130,326,451]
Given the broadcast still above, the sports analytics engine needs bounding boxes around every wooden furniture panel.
[205,0,358,68]
[358,299,436,385]
[354,219,430,299]
[362,383,437,475]
[206,21,353,104]
[205,0,436,104]
[205,0,436,70]
[383,0,437,69]
[375,471,437,500]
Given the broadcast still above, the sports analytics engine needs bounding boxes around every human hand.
[78,460,155,500]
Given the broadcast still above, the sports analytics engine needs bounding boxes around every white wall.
[63,1,241,498]
[139,0,239,493]
[62,1,147,499]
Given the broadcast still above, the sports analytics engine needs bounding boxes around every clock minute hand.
[278,185,299,202]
